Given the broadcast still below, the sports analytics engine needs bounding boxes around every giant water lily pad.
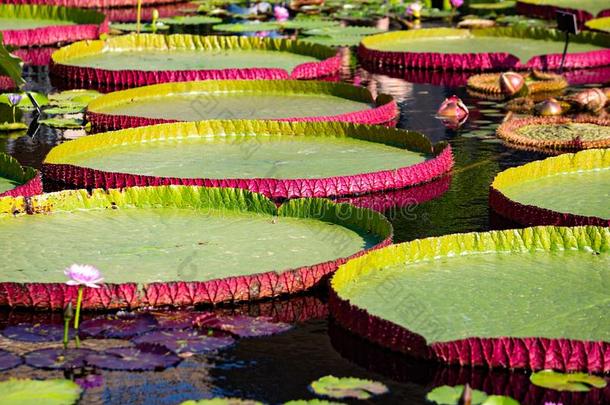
[586,16,610,33]
[0,4,107,47]
[0,152,41,198]
[309,375,388,400]
[132,330,235,353]
[0,378,82,405]
[212,22,281,33]
[358,27,610,71]
[517,0,610,22]
[491,148,610,226]
[330,226,610,372]
[86,80,396,130]
[529,369,607,392]
[496,116,610,151]
[0,186,392,309]
[85,343,181,371]
[43,120,451,199]
[51,34,341,90]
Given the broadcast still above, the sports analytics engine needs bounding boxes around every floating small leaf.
[195,314,292,338]
[2,324,74,342]
[24,348,96,370]
[482,396,520,405]
[0,122,27,132]
[132,330,234,354]
[309,376,388,400]
[80,314,157,338]
[284,400,345,405]
[85,343,181,371]
[530,370,607,392]
[181,399,263,405]
[0,349,22,371]
[0,378,81,405]
[39,118,84,129]
[426,385,488,405]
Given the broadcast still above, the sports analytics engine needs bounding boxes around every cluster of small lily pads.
[0,89,101,134]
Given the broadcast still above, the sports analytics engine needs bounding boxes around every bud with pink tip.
[437,95,469,120]
[274,5,289,21]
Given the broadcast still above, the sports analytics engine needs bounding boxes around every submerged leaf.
[426,385,488,405]
[132,330,234,354]
[39,118,84,129]
[0,378,81,405]
[0,349,22,371]
[284,401,345,405]
[2,324,74,342]
[195,314,292,338]
[309,375,388,400]
[24,348,96,370]
[181,399,263,405]
[85,343,181,371]
[530,370,608,392]
[80,314,157,338]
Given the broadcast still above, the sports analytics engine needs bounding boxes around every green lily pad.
[0,34,24,88]
[280,19,340,30]
[586,16,610,33]
[39,117,85,129]
[426,385,488,405]
[530,370,608,392]
[159,16,222,26]
[298,35,363,47]
[0,122,27,132]
[48,89,100,103]
[213,22,281,32]
[110,22,169,33]
[0,378,82,405]
[482,396,520,405]
[309,376,388,400]
[303,26,382,36]
[43,105,86,115]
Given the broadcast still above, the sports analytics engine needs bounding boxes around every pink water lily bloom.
[64,264,104,288]
[274,5,289,21]
[451,0,463,7]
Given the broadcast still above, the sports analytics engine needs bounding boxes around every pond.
[0,5,609,405]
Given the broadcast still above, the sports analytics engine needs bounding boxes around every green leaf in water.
[309,375,388,400]
[530,370,607,392]
[0,378,82,405]
[482,395,520,405]
[426,385,488,405]
[39,118,85,129]
[0,34,24,88]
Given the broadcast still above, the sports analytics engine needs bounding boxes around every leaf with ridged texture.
[0,4,107,47]
[490,148,610,227]
[330,226,610,373]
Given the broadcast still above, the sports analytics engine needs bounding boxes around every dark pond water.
[1,16,609,405]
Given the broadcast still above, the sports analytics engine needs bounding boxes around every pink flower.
[437,95,469,120]
[406,2,422,18]
[274,5,289,22]
[64,264,104,288]
[451,0,463,7]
